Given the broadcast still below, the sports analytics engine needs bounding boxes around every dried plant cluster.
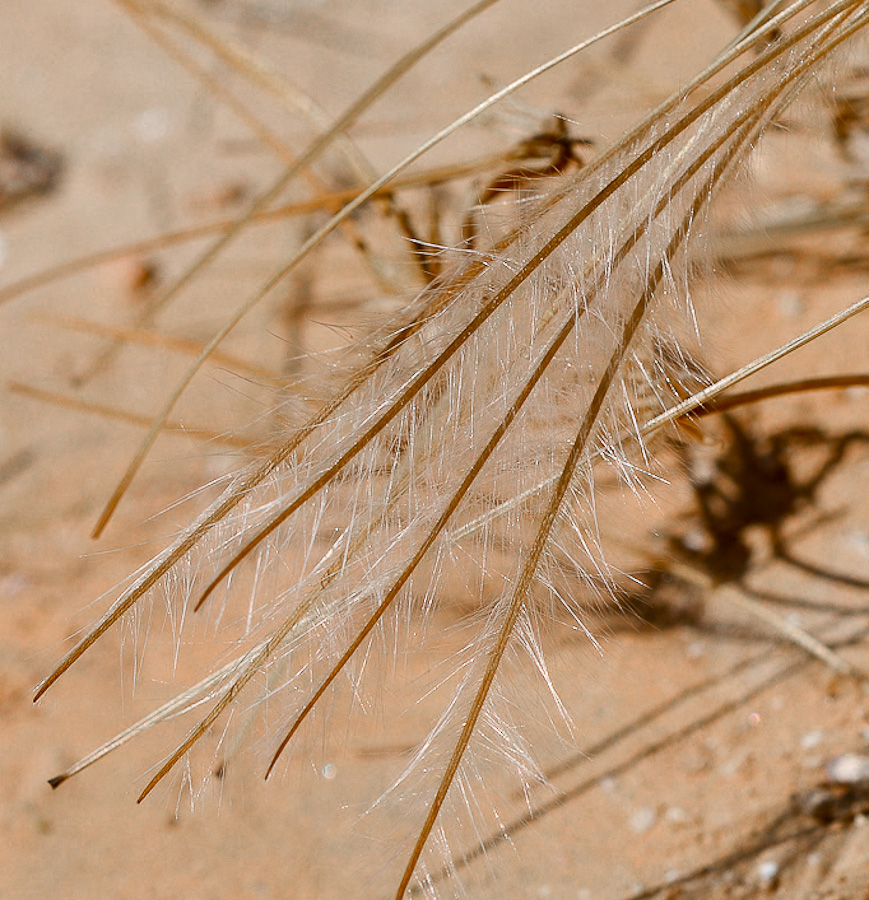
[6,0,869,897]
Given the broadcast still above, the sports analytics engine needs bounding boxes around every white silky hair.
[36,1,869,896]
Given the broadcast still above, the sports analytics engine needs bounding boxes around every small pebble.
[826,752,869,784]
[756,860,780,889]
[686,641,706,660]
[801,730,824,750]
[681,528,712,553]
[665,806,689,824]
[630,807,657,834]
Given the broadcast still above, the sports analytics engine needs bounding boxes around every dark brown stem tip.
[48,774,68,789]
[33,682,50,703]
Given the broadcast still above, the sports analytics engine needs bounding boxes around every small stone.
[686,641,706,660]
[630,807,657,834]
[801,730,824,750]
[756,860,780,889]
[826,752,869,784]
[665,806,689,824]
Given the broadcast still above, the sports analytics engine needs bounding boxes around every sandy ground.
[2,1,869,898]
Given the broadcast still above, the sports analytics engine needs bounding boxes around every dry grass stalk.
[25,1,869,897]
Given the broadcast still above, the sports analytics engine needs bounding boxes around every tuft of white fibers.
[36,1,869,897]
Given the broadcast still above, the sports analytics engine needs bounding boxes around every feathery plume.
[36,1,869,896]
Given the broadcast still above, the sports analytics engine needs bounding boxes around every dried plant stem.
[90,0,682,535]
[643,293,869,435]
[261,100,773,779]
[220,4,868,578]
[138,41,780,870]
[669,561,864,677]
[463,292,869,541]
[0,152,509,310]
[47,94,749,795]
[7,382,251,449]
[37,0,867,738]
[697,375,869,414]
[30,2,869,897]
[33,314,276,380]
[120,0,377,179]
[396,115,754,897]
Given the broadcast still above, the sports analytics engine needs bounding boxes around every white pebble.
[630,807,657,834]
[826,752,869,784]
[801,730,824,750]
[686,641,706,660]
[665,806,689,824]
[757,860,780,887]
